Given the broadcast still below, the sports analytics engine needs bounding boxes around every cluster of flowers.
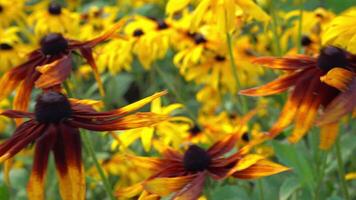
[0,0,355,199]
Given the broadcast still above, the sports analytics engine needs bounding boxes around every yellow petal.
[320,68,355,92]
[233,159,290,179]
[319,122,339,150]
[143,175,197,196]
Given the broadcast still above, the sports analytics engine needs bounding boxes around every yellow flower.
[0,0,26,28]
[28,1,80,38]
[111,97,192,152]
[323,7,356,53]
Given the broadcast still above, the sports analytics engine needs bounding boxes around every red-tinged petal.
[71,91,167,119]
[125,154,162,171]
[288,78,322,143]
[0,54,43,101]
[138,190,161,200]
[69,112,168,131]
[79,47,105,96]
[0,110,34,118]
[253,55,316,70]
[143,174,198,196]
[116,182,144,198]
[207,134,238,158]
[317,79,356,125]
[319,122,339,150]
[172,173,205,200]
[320,68,355,92]
[27,124,57,200]
[239,70,306,96]
[0,121,44,162]
[35,56,72,89]
[232,159,290,179]
[53,124,85,200]
[268,71,316,137]
[225,154,264,177]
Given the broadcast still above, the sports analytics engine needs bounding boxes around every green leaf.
[279,177,300,200]
[210,185,250,200]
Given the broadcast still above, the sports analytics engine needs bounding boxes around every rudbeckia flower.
[0,22,124,111]
[116,134,289,199]
[0,91,167,200]
[240,46,356,149]
[28,1,80,37]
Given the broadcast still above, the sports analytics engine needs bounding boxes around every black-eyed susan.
[240,46,356,149]
[0,0,26,28]
[116,134,289,199]
[28,1,80,38]
[0,90,167,200]
[0,22,124,112]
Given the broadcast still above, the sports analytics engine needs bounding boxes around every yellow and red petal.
[53,124,85,200]
[27,124,57,200]
[172,173,205,200]
[253,56,316,71]
[207,134,238,158]
[232,159,290,179]
[143,174,198,196]
[319,122,339,150]
[35,56,72,89]
[116,182,144,198]
[320,67,355,92]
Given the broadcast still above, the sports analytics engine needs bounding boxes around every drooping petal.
[143,174,198,197]
[239,70,306,96]
[35,56,73,89]
[27,124,57,200]
[116,182,144,198]
[53,124,85,200]
[232,159,290,179]
[319,122,339,150]
[253,56,316,70]
[317,79,356,125]
[69,112,168,131]
[0,110,34,118]
[207,134,238,158]
[226,154,265,177]
[172,173,205,200]
[320,67,355,92]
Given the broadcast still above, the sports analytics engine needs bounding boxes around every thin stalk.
[257,180,264,200]
[314,150,327,200]
[154,64,198,122]
[269,1,282,56]
[81,131,116,200]
[296,0,304,53]
[334,137,350,200]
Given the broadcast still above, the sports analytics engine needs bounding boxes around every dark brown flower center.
[48,2,62,15]
[189,125,202,136]
[301,35,312,47]
[241,132,250,142]
[183,145,211,172]
[156,19,169,30]
[190,33,207,44]
[317,46,349,72]
[0,5,3,13]
[40,33,68,56]
[214,55,226,62]
[133,29,144,37]
[35,92,72,124]
[0,43,13,50]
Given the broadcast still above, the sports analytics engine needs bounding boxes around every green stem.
[269,1,282,56]
[314,150,327,200]
[226,32,248,114]
[81,131,116,200]
[334,137,350,200]
[257,180,264,200]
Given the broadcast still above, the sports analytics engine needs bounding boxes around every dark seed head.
[48,2,62,15]
[0,43,13,50]
[301,35,312,47]
[183,145,211,172]
[40,33,68,56]
[156,19,169,30]
[0,5,3,13]
[214,55,226,62]
[35,92,72,124]
[241,132,250,142]
[192,33,207,44]
[317,46,349,72]
[189,125,202,136]
[133,29,144,37]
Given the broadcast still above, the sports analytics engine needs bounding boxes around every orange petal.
[116,182,144,198]
[239,70,304,96]
[35,56,72,89]
[226,154,265,177]
[172,173,205,200]
[320,68,355,92]
[207,134,238,158]
[288,77,322,143]
[317,79,356,125]
[233,159,290,179]
[319,122,339,150]
[143,175,198,196]
[27,124,57,200]
[253,55,316,70]
[53,124,85,200]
